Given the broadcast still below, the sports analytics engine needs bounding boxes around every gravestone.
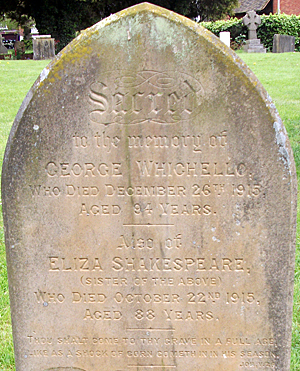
[243,10,266,53]
[2,3,297,371]
[33,35,55,59]
[273,34,295,53]
[0,34,8,54]
[14,40,25,59]
[219,31,230,48]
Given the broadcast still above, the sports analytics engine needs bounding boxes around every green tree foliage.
[0,16,19,30]
[202,13,300,51]
[0,0,238,51]
[202,18,248,49]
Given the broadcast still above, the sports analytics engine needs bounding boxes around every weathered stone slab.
[0,34,8,54]
[244,39,266,53]
[273,34,295,53]
[33,36,55,59]
[2,3,297,371]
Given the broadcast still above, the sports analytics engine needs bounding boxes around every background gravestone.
[243,10,266,53]
[33,35,55,60]
[219,31,230,47]
[2,3,297,371]
[0,34,8,54]
[273,34,295,53]
[14,41,25,59]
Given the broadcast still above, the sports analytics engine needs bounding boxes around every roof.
[235,0,270,13]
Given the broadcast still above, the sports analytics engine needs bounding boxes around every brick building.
[235,0,300,16]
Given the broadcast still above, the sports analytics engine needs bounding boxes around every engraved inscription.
[26,115,268,370]
[88,71,205,125]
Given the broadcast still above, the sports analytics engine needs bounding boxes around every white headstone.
[219,31,230,48]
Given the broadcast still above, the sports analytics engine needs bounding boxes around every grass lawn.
[0,60,49,370]
[0,52,299,370]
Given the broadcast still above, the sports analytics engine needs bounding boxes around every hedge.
[201,13,300,51]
